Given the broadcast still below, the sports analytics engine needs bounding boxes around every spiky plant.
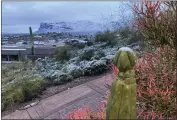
[106,47,137,119]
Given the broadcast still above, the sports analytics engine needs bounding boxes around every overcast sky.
[2,1,133,33]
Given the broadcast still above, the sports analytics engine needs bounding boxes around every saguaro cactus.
[106,47,137,119]
[29,27,35,64]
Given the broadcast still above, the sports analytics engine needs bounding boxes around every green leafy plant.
[52,45,73,62]
[134,1,176,49]
[95,30,117,47]
[2,62,46,111]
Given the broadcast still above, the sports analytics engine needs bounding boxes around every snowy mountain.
[35,20,121,34]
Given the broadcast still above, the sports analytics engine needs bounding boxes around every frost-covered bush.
[67,64,83,78]
[53,72,73,85]
[79,48,94,60]
[36,57,63,71]
[52,45,73,62]
[79,60,89,68]
[83,60,108,75]
[95,30,117,47]
[93,49,105,60]
[68,57,80,64]
[61,63,83,79]
[103,47,117,56]
[100,55,114,65]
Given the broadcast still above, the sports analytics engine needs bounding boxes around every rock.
[30,101,39,107]
[23,105,31,109]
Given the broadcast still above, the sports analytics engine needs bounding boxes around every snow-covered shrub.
[53,72,73,85]
[36,57,63,71]
[103,47,117,56]
[68,57,80,64]
[52,45,73,62]
[61,64,83,79]
[93,49,105,60]
[100,55,114,65]
[67,64,83,78]
[79,48,94,60]
[79,60,89,68]
[83,60,108,75]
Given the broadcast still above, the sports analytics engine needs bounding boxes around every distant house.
[2,48,27,61]
[1,44,57,62]
[34,35,42,38]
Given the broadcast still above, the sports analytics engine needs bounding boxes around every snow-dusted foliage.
[103,47,117,56]
[68,57,80,64]
[53,72,73,85]
[83,60,108,75]
[36,57,62,71]
[62,63,84,78]
[34,42,122,84]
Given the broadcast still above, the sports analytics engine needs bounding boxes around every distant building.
[1,44,58,62]
[34,35,42,38]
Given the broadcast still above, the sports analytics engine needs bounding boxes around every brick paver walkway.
[2,74,113,119]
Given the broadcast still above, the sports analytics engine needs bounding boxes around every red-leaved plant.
[136,46,176,119]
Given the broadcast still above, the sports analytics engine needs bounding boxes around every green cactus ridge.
[106,47,137,119]
[113,47,137,72]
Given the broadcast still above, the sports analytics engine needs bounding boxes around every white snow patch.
[119,47,133,52]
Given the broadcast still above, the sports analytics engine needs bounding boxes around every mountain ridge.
[35,20,122,34]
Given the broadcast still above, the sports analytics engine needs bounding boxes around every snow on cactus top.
[118,47,133,52]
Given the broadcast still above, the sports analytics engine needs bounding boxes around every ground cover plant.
[2,62,46,111]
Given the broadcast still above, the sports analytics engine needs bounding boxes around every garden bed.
[2,70,112,117]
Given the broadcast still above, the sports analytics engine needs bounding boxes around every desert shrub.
[36,57,62,71]
[67,64,83,78]
[135,46,176,118]
[83,60,108,75]
[68,57,80,64]
[118,27,143,45]
[95,30,117,46]
[118,26,132,38]
[53,72,73,85]
[86,41,94,46]
[66,103,106,119]
[2,62,46,111]
[61,63,83,79]
[128,31,143,45]
[133,2,176,118]
[134,1,176,49]
[92,50,105,60]
[79,49,94,60]
[72,43,85,49]
[52,45,73,62]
